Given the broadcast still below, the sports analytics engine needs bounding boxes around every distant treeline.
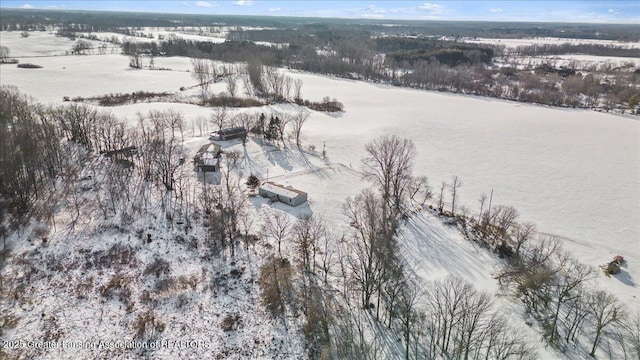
[512,43,640,58]
[121,35,639,111]
[159,39,285,65]
[2,8,640,41]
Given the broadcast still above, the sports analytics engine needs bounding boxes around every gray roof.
[260,182,306,199]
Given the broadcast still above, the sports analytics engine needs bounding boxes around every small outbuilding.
[210,127,247,141]
[607,255,624,275]
[193,143,221,172]
[259,182,308,207]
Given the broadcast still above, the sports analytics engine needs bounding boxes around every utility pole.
[487,189,494,222]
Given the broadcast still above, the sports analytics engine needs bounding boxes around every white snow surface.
[464,36,640,49]
[0,31,111,57]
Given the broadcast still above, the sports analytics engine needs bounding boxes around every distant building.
[193,143,221,172]
[259,182,308,207]
[210,127,247,141]
[102,146,137,158]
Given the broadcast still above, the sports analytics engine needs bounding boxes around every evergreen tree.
[246,174,260,193]
[255,112,266,135]
[266,115,280,142]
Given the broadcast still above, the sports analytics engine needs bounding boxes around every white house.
[259,182,308,207]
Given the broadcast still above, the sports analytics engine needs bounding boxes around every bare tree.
[273,112,290,148]
[497,235,563,312]
[397,278,423,360]
[242,74,254,97]
[548,256,593,343]
[259,255,293,316]
[407,175,431,206]
[423,276,527,359]
[211,107,228,132]
[231,112,255,138]
[238,204,254,251]
[0,46,10,63]
[193,115,207,137]
[292,215,325,274]
[436,181,446,214]
[620,312,640,360]
[484,315,537,360]
[138,109,186,193]
[450,175,463,215]
[246,59,264,96]
[226,74,238,101]
[264,66,286,102]
[564,288,590,344]
[319,232,337,284]
[127,42,142,69]
[343,188,386,310]
[73,40,92,55]
[477,193,487,223]
[290,111,309,147]
[588,290,625,357]
[293,78,303,102]
[191,58,215,103]
[480,204,520,246]
[217,158,248,258]
[426,276,471,356]
[362,135,416,221]
[261,208,291,258]
[512,222,536,259]
[283,76,292,101]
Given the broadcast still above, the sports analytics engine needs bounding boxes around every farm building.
[193,143,221,172]
[101,146,137,158]
[210,127,248,141]
[259,182,308,207]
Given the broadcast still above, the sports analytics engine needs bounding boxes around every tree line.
[428,168,640,359]
[117,30,639,112]
[512,42,640,58]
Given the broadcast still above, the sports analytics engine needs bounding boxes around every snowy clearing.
[464,36,640,49]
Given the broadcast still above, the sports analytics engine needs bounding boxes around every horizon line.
[1,6,638,26]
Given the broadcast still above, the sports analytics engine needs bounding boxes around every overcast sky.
[1,1,638,23]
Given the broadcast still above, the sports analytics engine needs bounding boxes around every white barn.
[259,182,308,207]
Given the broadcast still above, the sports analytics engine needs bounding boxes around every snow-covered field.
[464,36,640,49]
[1,31,638,358]
[0,31,110,57]
[0,54,202,102]
[498,54,640,70]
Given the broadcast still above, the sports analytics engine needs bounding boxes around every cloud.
[418,2,443,12]
[267,8,281,12]
[20,3,34,9]
[488,8,503,13]
[361,13,384,19]
[608,8,618,14]
[234,0,254,6]
[195,1,217,8]
[364,5,387,14]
